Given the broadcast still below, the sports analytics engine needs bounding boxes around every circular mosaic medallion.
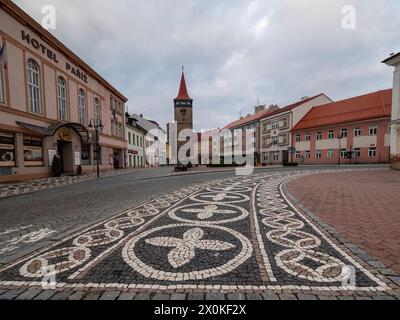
[169,203,249,225]
[122,224,253,281]
[190,192,250,204]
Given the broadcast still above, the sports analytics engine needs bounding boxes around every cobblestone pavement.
[287,170,400,275]
[0,168,399,300]
[0,167,174,199]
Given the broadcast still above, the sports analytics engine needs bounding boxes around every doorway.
[57,140,73,173]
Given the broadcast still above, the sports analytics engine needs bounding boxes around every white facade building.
[126,114,145,168]
[383,52,400,158]
[260,94,332,165]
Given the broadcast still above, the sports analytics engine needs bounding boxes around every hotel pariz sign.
[21,30,88,83]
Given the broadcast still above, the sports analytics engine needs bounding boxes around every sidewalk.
[287,169,400,275]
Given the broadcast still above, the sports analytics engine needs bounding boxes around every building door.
[57,141,65,173]
[113,151,120,169]
[282,150,289,165]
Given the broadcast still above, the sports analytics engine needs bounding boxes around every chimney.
[255,105,266,114]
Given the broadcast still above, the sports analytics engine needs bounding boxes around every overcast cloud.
[12,0,400,131]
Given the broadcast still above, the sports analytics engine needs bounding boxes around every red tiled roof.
[223,93,328,130]
[292,89,392,131]
[175,72,192,100]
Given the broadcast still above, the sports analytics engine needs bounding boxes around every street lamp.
[89,119,104,178]
[337,133,343,166]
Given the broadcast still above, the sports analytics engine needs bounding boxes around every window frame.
[27,59,41,114]
[78,89,86,125]
[354,128,362,137]
[0,64,5,104]
[57,76,67,121]
[94,97,101,126]
[368,147,377,158]
[369,126,378,136]
[316,132,322,141]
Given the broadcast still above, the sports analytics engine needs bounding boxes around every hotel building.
[291,89,392,165]
[0,0,127,182]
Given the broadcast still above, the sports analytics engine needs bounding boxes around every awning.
[16,122,90,142]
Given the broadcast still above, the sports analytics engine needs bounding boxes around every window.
[369,126,378,136]
[94,98,101,126]
[78,89,86,125]
[128,132,132,145]
[0,132,15,166]
[23,135,43,166]
[295,152,301,159]
[354,128,362,137]
[354,148,361,158]
[81,143,90,165]
[262,152,268,162]
[0,64,4,104]
[273,152,280,162]
[341,129,348,138]
[368,147,377,157]
[305,133,311,141]
[295,134,301,142]
[272,122,279,130]
[315,151,322,159]
[316,132,322,140]
[57,77,67,121]
[327,150,334,158]
[305,151,311,159]
[272,136,279,145]
[328,131,334,139]
[27,59,41,113]
[340,149,347,159]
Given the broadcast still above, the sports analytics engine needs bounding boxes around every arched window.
[0,63,4,104]
[94,97,101,126]
[78,89,86,125]
[57,76,67,121]
[27,59,41,113]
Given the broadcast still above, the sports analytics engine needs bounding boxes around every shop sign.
[59,129,73,141]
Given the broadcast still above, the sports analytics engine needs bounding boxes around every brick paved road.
[0,167,399,300]
[287,170,400,275]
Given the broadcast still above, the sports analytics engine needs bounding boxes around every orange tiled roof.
[292,89,392,131]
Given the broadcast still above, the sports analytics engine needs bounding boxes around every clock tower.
[174,68,193,161]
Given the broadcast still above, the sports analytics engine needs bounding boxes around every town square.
[0,0,400,309]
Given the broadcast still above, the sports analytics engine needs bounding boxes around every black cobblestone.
[33,290,57,300]
[100,291,121,300]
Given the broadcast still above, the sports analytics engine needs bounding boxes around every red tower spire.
[175,68,192,100]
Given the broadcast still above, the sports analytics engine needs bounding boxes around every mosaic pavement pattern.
[0,170,399,299]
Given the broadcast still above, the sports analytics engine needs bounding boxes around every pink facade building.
[0,0,127,182]
[291,89,392,165]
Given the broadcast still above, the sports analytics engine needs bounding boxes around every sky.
[12,0,400,131]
